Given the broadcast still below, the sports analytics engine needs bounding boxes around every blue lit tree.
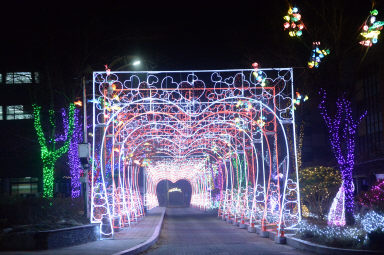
[57,107,83,198]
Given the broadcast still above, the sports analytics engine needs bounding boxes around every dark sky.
[1,0,383,177]
[1,0,383,72]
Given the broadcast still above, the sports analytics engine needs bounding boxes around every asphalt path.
[142,207,314,255]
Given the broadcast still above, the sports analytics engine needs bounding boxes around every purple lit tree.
[57,108,83,198]
[318,89,366,225]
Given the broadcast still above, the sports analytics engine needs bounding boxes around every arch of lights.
[91,68,301,237]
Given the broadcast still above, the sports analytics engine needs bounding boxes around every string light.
[297,221,365,246]
[299,212,384,247]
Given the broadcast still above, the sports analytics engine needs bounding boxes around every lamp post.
[78,76,90,219]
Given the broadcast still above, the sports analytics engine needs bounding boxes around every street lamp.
[109,56,142,71]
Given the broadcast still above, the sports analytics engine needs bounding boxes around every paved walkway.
[1,207,165,255]
[142,207,314,255]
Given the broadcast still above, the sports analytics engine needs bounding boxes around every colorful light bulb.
[360,9,383,47]
[283,6,305,38]
[308,41,330,69]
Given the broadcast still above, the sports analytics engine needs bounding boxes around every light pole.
[78,76,90,219]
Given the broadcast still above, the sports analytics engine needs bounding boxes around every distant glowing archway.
[145,158,210,210]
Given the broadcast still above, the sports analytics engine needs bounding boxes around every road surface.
[142,207,314,255]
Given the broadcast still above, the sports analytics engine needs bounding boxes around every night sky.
[2,0,383,73]
[0,0,383,178]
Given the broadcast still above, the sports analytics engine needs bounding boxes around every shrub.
[296,221,366,249]
[296,211,384,250]
[358,180,384,213]
[0,195,87,230]
[299,166,341,219]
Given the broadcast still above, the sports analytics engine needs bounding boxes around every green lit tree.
[33,103,75,198]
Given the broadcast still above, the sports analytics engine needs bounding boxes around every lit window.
[6,105,33,120]
[0,107,3,120]
[34,72,40,83]
[6,72,34,84]
[11,183,38,195]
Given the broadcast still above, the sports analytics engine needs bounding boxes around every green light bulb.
[371,9,378,16]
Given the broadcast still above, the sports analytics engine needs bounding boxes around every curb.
[113,207,166,255]
[285,236,384,255]
[0,223,99,251]
[217,218,384,255]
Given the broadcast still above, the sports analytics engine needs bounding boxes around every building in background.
[0,70,41,196]
[354,58,384,193]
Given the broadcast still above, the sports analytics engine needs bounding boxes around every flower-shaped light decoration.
[360,9,384,47]
[283,6,304,37]
[293,92,308,110]
[308,42,330,69]
[251,62,267,87]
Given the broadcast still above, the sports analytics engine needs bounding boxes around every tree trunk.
[343,175,355,225]
[43,161,55,198]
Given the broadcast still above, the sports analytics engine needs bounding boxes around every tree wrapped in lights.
[57,107,83,198]
[33,103,75,198]
[318,89,366,225]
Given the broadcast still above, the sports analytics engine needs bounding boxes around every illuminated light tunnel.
[90,69,301,237]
